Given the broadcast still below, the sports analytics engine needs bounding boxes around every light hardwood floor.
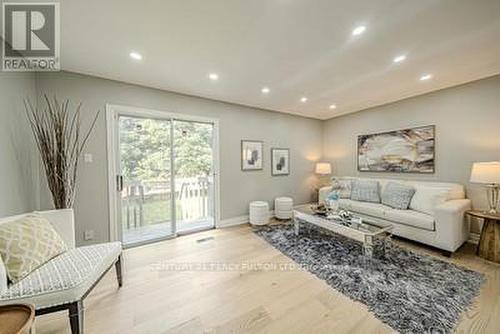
[35,223,500,334]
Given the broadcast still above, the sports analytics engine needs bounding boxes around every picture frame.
[241,140,263,171]
[357,125,435,174]
[271,148,290,176]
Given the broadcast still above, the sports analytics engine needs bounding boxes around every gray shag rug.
[254,223,485,334]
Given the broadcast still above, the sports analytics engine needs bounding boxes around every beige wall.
[0,72,38,217]
[36,71,323,245]
[323,75,500,233]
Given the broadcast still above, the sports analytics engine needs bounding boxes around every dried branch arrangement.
[25,95,99,209]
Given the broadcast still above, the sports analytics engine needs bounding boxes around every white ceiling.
[61,0,500,120]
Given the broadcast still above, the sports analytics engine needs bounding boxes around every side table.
[466,210,500,263]
[0,303,35,334]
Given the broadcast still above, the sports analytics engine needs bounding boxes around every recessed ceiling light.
[300,97,308,103]
[420,74,432,81]
[261,87,270,94]
[352,25,366,36]
[393,55,406,63]
[329,104,337,110]
[208,73,219,81]
[129,52,142,60]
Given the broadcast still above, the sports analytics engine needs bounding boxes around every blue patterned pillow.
[382,182,416,209]
[350,180,380,203]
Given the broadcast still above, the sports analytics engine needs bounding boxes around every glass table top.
[294,205,392,236]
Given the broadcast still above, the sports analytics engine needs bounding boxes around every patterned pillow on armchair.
[0,214,67,283]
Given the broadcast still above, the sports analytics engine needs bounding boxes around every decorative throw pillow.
[410,187,449,215]
[0,214,67,283]
[381,182,416,210]
[331,178,352,198]
[350,179,381,203]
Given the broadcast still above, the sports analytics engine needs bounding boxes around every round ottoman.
[275,197,293,219]
[249,201,270,226]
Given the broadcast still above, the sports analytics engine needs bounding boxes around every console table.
[466,210,500,263]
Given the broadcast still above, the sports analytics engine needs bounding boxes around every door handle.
[117,175,124,192]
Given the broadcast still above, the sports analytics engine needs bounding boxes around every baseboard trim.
[217,210,277,228]
[217,215,250,228]
[468,232,480,245]
[218,205,310,228]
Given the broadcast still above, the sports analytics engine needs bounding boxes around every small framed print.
[241,140,263,171]
[271,148,290,176]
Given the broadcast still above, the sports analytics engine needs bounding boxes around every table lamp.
[315,162,332,190]
[470,162,500,214]
[315,162,332,175]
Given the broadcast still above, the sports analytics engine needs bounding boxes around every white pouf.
[249,201,270,226]
[274,197,293,219]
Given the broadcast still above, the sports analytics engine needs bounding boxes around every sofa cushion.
[0,242,122,309]
[381,182,416,210]
[349,201,388,218]
[410,187,449,215]
[351,179,380,203]
[0,214,67,283]
[385,209,435,231]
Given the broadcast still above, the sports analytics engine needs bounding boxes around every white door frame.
[105,103,221,242]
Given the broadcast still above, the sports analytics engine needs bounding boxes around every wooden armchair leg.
[68,300,84,334]
[115,255,123,287]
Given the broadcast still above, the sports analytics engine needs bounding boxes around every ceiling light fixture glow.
[208,73,219,81]
[329,104,337,110]
[352,25,366,36]
[300,97,308,103]
[420,74,432,81]
[261,87,270,94]
[393,55,406,63]
[129,52,143,60]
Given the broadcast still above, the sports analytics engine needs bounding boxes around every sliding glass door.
[116,114,216,247]
[118,116,174,246]
[174,120,215,233]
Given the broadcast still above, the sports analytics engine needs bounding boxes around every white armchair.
[0,209,122,334]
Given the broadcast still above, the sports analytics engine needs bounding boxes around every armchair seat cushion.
[0,242,122,310]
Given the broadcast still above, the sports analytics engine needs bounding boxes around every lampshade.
[470,162,500,184]
[315,162,332,175]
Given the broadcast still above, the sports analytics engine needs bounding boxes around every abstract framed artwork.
[357,125,435,173]
[241,140,263,171]
[271,148,290,176]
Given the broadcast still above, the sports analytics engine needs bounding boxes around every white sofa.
[0,209,122,334]
[319,177,471,254]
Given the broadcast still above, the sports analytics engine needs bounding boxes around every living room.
[0,1,500,333]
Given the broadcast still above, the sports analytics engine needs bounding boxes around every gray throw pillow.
[331,178,352,198]
[382,182,416,210]
[350,179,380,203]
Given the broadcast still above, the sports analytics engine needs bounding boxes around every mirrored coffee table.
[293,206,393,258]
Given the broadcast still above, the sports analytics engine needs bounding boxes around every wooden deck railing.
[122,177,212,228]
